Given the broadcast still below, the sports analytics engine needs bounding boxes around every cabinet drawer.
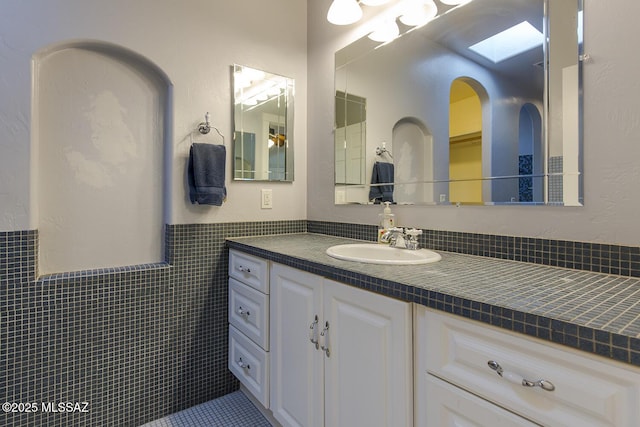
[417,307,640,427]
[229,277,269,350]
[424,375,538,427]
[229,250,269,293]
[229,325,270,408]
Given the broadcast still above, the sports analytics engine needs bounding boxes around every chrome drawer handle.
[237,265,252,273]
[237,306,250,318]
[309,315,319,349]
[487,360,555,392]
[237,357,250,371]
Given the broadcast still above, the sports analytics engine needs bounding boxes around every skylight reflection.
[468,21,544,63]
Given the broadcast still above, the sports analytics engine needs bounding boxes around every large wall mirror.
[233,64,294,181]
[334,0,583,206]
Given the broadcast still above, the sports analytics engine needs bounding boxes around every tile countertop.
[226,233,640,366]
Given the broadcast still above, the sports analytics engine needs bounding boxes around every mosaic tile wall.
[0,230,38,283]
[1,221,305,427]
[548,155,564,204]
[518,154,533,202]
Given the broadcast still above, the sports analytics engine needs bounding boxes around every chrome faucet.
[380,227,423,250]
[380,227,406,248]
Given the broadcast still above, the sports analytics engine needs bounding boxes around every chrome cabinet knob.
[237,357,250,370]
[237,306,250,318]
[237,265,251,273]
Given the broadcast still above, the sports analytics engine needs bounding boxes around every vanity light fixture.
[368,19,400,42]
[326,0,396,26]
[234,67,265,89]
[360,0,392,5]
[439,0,471,5]
[399,0,438,27]
[327,0,363,25]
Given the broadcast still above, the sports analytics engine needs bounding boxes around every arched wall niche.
[392,117,433,205]
[33,40,173,274]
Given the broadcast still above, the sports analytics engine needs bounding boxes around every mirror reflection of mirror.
[334,0,583,206]
[233,64,294,181]
[335,91,367,187]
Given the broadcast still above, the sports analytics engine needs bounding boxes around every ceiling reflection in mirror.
[233,64,294,181]
[334,0,583,206]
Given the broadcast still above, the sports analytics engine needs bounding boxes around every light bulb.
[368,20,400,43]
[439,0,471,5]
[327,0,363,25]
[361,0,392,5]
[400,0,438,26]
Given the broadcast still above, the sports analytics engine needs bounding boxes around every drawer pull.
[320,321,330,357]
[237,306,250,318]
[237,265,252,273]
[237,357,251,371]
[309,315,319,349]
[487,360,555,392]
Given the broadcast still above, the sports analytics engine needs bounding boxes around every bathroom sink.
[326,243,441,265]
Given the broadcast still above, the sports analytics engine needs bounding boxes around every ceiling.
[424,0,545,93]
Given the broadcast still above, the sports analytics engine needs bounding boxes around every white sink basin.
[326,243,441,265]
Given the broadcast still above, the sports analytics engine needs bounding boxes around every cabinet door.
[323,279,412,427]
[424,375,539,427]
[270,263,324,427]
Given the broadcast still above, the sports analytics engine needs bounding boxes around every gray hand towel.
[188,143,227,206]
[368,161,394,203]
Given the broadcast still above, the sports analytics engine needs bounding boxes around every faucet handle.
[405,228,422,250]
[405,228,422,238]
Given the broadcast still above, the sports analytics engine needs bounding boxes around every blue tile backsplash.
[2,219,639,426]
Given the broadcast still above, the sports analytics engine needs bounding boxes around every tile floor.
[141,391,272,427]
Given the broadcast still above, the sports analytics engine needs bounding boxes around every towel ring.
[197,112,225,146]
[375,146,393,159]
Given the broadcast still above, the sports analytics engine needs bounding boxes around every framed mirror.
[233,64,294,181]
[334,0,583,206]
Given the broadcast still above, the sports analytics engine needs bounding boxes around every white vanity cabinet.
[415,306,640,427]
[269,262,413,427]
[228,250,270,407]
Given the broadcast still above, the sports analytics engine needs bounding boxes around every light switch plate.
[261,189,273,209]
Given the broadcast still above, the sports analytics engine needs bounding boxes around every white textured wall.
[308,0,640,246]
[0,0,307,232]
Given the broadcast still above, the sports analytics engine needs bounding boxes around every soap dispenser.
[378,202,395,243]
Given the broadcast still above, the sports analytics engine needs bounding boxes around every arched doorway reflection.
[518,103,543,203]
[449,79,483,204]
